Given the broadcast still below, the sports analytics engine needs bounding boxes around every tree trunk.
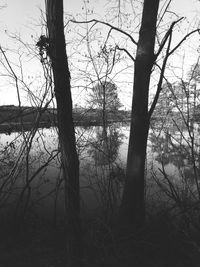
[119,0,160,228]
[46,1,82,265]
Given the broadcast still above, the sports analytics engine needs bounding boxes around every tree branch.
[155,17,183,60]
[149,28,172,119]
[70,19,138,45]
[116,45,135,62]
[169,28,200,56]
[150,25,200,119]
[157,0,172,27]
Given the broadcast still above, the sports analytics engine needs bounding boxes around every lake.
[0,121,199,223]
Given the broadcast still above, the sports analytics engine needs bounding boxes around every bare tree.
[46,0,82,265]
[70,0,200,229]
[119,0,160,228]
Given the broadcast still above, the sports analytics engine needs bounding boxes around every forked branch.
[70,19,138,45]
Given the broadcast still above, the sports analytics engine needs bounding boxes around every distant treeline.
[0,105,131,133]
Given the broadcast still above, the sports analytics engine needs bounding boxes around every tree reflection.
[84,123,125,219]
[88,124,123,166]
[149,128,200,184]
[149,132,186,167]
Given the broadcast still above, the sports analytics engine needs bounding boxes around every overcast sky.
[0,0,198,30]
[0,0,199,107]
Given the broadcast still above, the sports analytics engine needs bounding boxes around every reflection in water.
[0,128,62,225]
[146,124,200,225]
[2,120,200,224]
[149,123,200,186]
[87,124,123,166]
[149,131,187,167]
[0,124,126,224]
[80,123,126,219]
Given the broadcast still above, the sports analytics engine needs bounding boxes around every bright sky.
[0,0,199,107]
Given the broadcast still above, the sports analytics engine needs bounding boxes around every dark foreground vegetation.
[1,204,200,267]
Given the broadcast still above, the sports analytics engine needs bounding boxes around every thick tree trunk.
[46,1,82,265]
[120,0,160,228]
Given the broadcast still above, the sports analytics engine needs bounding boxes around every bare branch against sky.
[0,0,199,106]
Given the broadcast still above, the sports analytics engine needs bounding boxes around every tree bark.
[119,0,160,228]
[46,1,82,265]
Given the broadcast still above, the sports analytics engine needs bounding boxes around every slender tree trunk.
[102,83,107,128]
[120,0,160,228]
[46,1,82,265]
